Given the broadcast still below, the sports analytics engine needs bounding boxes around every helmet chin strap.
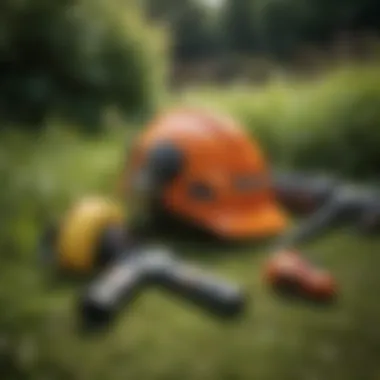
[128,141,185,233]
[128,167,159,235]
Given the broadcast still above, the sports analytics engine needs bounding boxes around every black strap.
[273,186,365,251]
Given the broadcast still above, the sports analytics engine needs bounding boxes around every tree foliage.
[0,0,167,130]
[1,0,379,129]
[142,0,222,62]
[220,0,380,58]
[140,0,380,64]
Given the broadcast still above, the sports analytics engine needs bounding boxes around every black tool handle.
[273,171,338,215]
[273,183,371,252]
[347,188,380,233]
[274,198,344,251]
[79,246,247,330]
[156,261,246,318]
[79,254,148,330]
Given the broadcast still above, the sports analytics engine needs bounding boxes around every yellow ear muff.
[56,196,125,274]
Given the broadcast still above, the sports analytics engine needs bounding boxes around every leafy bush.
[180,62,380,179]
[0,0,168,131]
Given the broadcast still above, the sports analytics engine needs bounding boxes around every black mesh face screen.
[145,141,185,187]
[128,141,185,233]
[188,182,215,201]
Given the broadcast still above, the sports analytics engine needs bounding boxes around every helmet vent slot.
[188,182,215,201]
[234,176,265,192]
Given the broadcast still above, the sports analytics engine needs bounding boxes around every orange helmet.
[122,107,288,240]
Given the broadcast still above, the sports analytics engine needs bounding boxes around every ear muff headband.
[128,141,185,227]
[145,141,185,187]
[57,197,124,273]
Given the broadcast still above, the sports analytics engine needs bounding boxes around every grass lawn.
[1,131,380,380]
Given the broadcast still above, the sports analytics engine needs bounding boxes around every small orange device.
[263,250,337,303]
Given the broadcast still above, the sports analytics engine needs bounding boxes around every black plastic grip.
[79,246,247,330]
[79,255,148,329]
[156,262,246,318]
[273,172,338,215]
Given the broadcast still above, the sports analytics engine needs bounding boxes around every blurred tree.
[0,0,168,131]
[139,0,181,22]
[253,0,313,59]
[173,1,222,62]
[219,0,257,54]
[219,0,380,60]
[141,0,222,63]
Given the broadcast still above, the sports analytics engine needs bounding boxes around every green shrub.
[179,62,380,179]
[275,64,380,178]
[0,0,168,131]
